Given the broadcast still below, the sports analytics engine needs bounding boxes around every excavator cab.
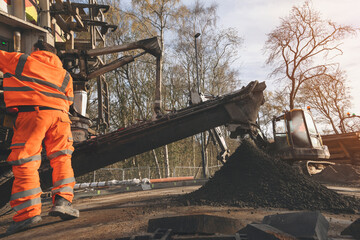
[272,109,331,174]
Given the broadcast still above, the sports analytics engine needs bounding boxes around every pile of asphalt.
[182,140,360,213]
[312,164,360,185]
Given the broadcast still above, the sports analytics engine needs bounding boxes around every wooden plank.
[322,132,360,142]
[322,132,360,163]
[331,159,353,164]
[327,153,347,159]
[338,141,351,158]
[326,147,346,153]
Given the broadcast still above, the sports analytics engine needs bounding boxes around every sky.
[209,0,360,114]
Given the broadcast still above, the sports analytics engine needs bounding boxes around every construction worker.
[0,40,79,235]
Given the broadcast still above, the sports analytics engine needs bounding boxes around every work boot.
[6,215,42,235]
[49,195,79,220]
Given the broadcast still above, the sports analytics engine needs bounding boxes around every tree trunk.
[329,117,340,134]
[152,149,162,178]
[290,83,295,110]
[132,156,142,179]
[164,145,170,178]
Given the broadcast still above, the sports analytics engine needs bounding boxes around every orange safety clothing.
[0,49,75,222]
[0,50,73,112]
[8,109,75,222]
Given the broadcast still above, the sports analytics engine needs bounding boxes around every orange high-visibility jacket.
[0,50,73,112]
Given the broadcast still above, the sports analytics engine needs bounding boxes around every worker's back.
[0,50,73,112]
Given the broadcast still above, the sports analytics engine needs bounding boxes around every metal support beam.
[86,37,161,57]
[154,56,162,115]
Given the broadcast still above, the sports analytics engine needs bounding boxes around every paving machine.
[0,1,268,213]
[0,0,330,213]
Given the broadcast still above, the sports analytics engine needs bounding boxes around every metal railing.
[86,165,223,182]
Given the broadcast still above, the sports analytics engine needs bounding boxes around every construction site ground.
[0,182,359,240]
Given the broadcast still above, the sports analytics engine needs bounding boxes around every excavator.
[268,108,331,174]
[0,0,330,212]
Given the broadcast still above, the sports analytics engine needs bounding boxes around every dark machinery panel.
[0,37,12,52]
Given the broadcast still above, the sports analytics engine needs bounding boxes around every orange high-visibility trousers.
[7,108,75,222]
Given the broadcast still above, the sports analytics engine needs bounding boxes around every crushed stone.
[181,140,360,213]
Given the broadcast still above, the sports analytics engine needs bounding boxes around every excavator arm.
[61,37,161,81]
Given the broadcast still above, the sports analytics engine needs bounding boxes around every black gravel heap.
[183,140,360,213]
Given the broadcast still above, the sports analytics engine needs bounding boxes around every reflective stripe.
[10,187,42,201]
[15,54,29,76]
[52,186,73,194]
[3,73,13,78]
[60,72,70,92]
[3,86,73,102]
[3,86,33,92]
[48,149,73,160]
[10,142,26,147]
[53,177,75,188]
[40,91,74,102]
[68,137,73,141]
[12,197,41,212]
[8,155,41,166]
[5,72,63,92]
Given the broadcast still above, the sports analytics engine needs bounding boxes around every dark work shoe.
[6,215,42,235]
[49,196,79,220]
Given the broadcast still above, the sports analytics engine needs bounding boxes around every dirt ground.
[312,164,360,185]
[0,185,359,240]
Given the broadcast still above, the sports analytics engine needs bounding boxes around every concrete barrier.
[262,211,329,240]
[341,218,360,239]
[237,223,296,240]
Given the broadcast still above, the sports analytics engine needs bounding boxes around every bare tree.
[172,1,242,96]
[124,0,187,178]
[341,115,360,133]
[300,70,351,134]
[169,0,242,170]
[264,1,356,110]
[88,1,243,179]
[258,90,288,138]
